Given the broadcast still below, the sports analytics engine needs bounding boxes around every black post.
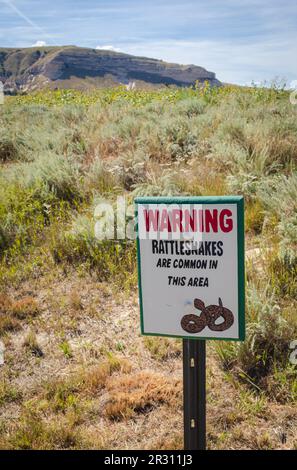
[183,339,206,450]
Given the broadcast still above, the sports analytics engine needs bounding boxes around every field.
[0,83,297,449]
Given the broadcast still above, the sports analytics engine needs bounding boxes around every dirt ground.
[0,266,296,450]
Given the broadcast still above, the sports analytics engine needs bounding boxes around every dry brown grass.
[81,356,132,396]
[68,290,83,312]
[9,297,39,320]
[152,433,183,450]
[105,371,182,421]
[0,294,38,317]
[0,314,20,335]
[0,294,39,335]
[23,330,43,357]
[0,293,10,310]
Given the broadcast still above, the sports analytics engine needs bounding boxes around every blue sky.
[1,0,297,85]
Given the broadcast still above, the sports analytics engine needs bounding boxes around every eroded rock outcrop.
[0,46,221,92]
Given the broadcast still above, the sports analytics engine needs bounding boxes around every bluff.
[0,46,221,92]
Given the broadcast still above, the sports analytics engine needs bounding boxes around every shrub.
[111,149,149,190]
[0,136,19,162]
[216,285,296,395]
[51,212,136,285]
[132,170,182,197]
[84,158,116,194]
[245,200,265,235]
[268,254,297,299]
[174,97,206,117]
[259,173,297,258]
[29,154,83,202]
[0,154,79,259]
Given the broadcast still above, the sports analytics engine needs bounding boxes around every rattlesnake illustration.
[181,297,234,333]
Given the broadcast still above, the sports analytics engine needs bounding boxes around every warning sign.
[135,196,245,340]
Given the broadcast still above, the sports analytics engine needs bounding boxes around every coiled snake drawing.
[181,297,234,333]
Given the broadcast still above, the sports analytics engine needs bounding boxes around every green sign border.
[135,196,245,342]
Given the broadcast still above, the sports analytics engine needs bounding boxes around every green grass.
[144,337,181,361]
[0,380,22,407]
[59,341,73,359]
[2,410,87,450]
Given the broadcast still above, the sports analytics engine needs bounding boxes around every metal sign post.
[183,339,206,450]
[135,196,245,451]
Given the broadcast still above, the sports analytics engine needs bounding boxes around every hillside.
[0,46,221,93]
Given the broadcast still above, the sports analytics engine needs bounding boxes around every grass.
[0,294,39,335]
[2,410,87,450]
[42,354,131,407]
[105,371,181,421]
[0,379,22,406]
[268,254,297,300]
[23,330,43,357]
[8,297,39,320]
[0,82,296,449]
[59,341,73,359]
[144,337,181,361]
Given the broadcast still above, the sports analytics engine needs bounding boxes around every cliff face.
[0,46,221,92]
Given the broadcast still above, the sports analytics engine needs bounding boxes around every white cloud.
[95,45,121,53]
[31,40,47,47]
[120,37,297,84]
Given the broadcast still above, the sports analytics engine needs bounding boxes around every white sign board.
[136,197,245,341]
